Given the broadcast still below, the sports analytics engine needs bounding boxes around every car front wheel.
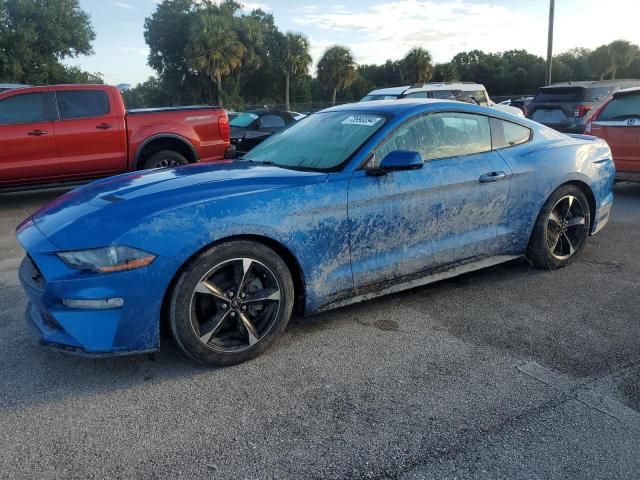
[169,241,294,366]
[528,184,591,270]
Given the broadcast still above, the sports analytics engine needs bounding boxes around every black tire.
[143,150,189,169]
[528,184,591,270]
[169,241,294,366]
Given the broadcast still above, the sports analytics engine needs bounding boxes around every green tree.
[589,45,612,80]
[608,40,637,79]
[432,63,458,82]
[186,11,246,106]
[144,0,200,104]
[401,47,433,84]
[0,0,95,84]
[317,45,357,105]
[280,32,311,111]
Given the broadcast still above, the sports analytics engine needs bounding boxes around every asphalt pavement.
[0,183,639,479]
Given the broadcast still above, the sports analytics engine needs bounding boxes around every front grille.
[20,255,46,291]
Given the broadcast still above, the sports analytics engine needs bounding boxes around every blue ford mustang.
[17,100,615,365]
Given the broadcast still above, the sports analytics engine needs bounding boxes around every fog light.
[62,298,124,309]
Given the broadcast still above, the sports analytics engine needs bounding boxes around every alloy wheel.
[189,258,282,353]
[546,195,587,261]
[156,158,182,168]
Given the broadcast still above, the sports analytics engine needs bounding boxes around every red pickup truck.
[0,84,231,191]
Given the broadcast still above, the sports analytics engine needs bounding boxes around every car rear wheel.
[528,184,591,270]
[169,241,294,366]
[143,150,189,169]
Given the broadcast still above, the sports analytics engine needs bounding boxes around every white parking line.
[518,361,640,430]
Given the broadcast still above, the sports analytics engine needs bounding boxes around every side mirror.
[368,150,423,175]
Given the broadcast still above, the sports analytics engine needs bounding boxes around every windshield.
[360,94,399,102]
[534,87,585,103]
[585,87,613,102]
[230,112,259,128]
[243,111,387,171]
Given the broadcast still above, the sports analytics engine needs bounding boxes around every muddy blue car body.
[17,100,615,358]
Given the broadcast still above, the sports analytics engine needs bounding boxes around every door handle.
[479,171,507,183]
[96,123,113,130]
[27,129,47,136]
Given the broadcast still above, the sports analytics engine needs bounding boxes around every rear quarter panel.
[126,109,229,168]
[494,126,614,252]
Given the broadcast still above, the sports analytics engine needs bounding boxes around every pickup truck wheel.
[143,150,189,169]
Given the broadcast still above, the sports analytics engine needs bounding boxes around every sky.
[69,0,640,86]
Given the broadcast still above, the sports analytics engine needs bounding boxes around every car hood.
[27,161,327,250]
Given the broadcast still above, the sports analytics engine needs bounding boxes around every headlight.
[57,246,156,273]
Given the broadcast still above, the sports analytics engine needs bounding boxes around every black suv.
[527,80,640,133]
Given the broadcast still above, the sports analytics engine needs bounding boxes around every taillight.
[574,105,593,118]
[584,104,604,134]
[218,115,230,143]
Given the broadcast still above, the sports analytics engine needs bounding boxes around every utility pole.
[545,0,555,86]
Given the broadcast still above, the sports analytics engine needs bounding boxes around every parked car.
[226,110,240,122]
[501,96,534,115]
[17,99,614,366]
[586,87,640,182]
[399,83,525,117]
[526,80,640,133]
[0,84,231,191]
[359,86,411,102]
[0,83,29,93]
[287,111,307,121]
[230,109,296,154]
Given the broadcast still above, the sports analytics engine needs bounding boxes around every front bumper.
[17,221,179,356]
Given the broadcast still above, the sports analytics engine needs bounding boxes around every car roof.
[366,86,411,96]
[545,79,640,89]
[247,108,289,115]
[0,83,29,88]
[403,82,485,93]
[613,86,640,97]
[323,98,461,115]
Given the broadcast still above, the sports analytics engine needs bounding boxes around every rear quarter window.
[56,90,110,120]
[598,93,640,121]
[490,118,532,149]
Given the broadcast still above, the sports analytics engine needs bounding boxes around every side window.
[404,92,428,99]
[490,118,531,149]
[56,90,110,120]
[432,90,458,100]
[373,112,491,166]
[0,93,47,125]
[259,114,286,129]
[374,115,432,165]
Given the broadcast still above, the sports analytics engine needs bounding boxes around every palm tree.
[317,45,357,105]
[186,13,246,106]
[589,45,610,80]
[281,32,311,111]
[608,40,637,80]
[401,47,434,84]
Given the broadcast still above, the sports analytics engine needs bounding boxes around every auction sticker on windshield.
[341,115,383,127]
